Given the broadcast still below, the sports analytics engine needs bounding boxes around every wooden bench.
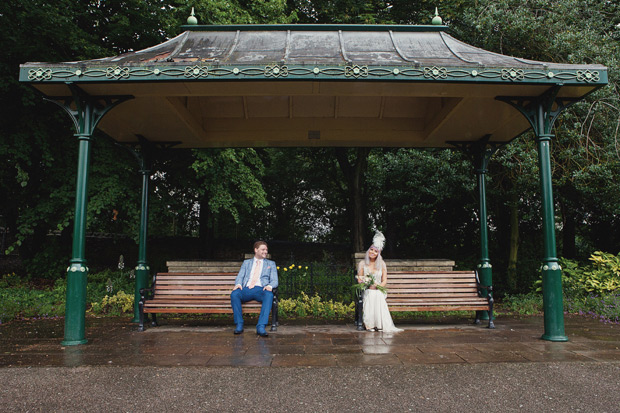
[355,270,494,330]
[138,272,279,332]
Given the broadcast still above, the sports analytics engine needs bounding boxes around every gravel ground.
[1,362,619,412]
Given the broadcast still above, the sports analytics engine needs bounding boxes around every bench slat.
[389,305,489,311]
[157,285,233,294]
[388,299,487,305]
[142,272,269,315]
[145,303,260,308]
[358,270,491,319]
[389,288,480,293]
[143,308,258,314]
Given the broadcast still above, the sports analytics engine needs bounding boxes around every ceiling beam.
[422,97,465,141]
[164,96,210,142]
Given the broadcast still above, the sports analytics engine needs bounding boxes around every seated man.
[230,241,278,337]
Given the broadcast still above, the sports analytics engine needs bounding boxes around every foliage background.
[0,0,619,302]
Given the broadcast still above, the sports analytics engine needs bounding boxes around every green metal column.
[47,85,131,346]
[449,138,499,323]
[63,130,92,345]
[132,147,152,323]
[475,150,493,320]
[535,104,568,342]
[497,89,569,341]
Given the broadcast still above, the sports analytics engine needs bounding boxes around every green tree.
[455,0,620,290]
[366,148,477,258]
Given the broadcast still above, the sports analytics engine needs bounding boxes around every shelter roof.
[20,24,608,148]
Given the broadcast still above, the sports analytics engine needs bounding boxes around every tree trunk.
[559,187,577,259]
[335,148,370,252]
[562,210,576,259]
[506,193,519,292]
[198,195,213,258]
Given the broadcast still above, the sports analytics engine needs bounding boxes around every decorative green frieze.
[23,64,606,85]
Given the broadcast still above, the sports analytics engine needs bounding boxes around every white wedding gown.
[361,264,403,333]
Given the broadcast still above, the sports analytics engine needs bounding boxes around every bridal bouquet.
[352,274,387,294]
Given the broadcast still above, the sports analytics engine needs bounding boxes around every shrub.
[566,294,620,324]
[277,292,354,319]
[0,270,136,323]
[499,292,543,315]
[89,290,134,316]
[87,268,135,304]
[0,276,65,324]
[579,252,620,294]
[535,252,620,297]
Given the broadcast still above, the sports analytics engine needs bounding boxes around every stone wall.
[352,252,455,272]
[168,254,455,273]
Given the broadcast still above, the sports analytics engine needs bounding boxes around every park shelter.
[19,19,608,345]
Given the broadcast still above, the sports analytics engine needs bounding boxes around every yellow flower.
[298,265,302,269]
[305,266,309,270]
[276,266,280,270]
[283,268,288,271]
[289,265,294,269]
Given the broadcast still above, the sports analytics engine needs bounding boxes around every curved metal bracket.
[43,83,133,136]
[115,135,156,173]
[448,135,505,173]
[496,85,580,136]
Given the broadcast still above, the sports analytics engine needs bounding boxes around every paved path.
[1,315,619,411]
[1,363,620,412]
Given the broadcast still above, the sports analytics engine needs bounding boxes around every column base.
[541,334,568,342]
[61,339,88,346]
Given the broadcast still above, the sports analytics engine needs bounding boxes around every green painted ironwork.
[20,64,607,86]
[497,87,570,342]
[180,24,449,32]
[46,84,132,345]
[449,137,503,321]
[118,138,153,323]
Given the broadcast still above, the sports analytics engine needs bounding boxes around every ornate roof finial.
[187,7,198,25]
[431,7,443,25]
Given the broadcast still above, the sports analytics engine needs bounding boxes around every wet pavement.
[1,314,619,367]
[1,315,620,412]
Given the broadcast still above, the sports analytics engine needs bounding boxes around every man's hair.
[253,240,268,250]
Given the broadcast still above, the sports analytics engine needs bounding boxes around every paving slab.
[1,315,620,411]
[1,314,619,368]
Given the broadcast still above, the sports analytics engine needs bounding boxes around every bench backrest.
[386,271,480,303]
[153,272,237,301]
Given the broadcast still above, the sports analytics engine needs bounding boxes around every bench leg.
[474,311,482,325]
[138,300,145,332]
[270,293,278,332]
[487,296,495,329]
[356,291,364,331]
[151,313,158,327]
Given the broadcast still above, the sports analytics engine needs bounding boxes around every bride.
[357,232,403,333]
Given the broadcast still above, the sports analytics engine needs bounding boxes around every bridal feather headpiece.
[364,231,386,266]
[372,231,385,251]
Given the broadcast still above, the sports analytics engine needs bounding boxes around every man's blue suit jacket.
[235,258,279,289]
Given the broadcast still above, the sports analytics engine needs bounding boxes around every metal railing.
[277,263,356,302]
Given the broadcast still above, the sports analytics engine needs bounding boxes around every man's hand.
[263,285,273,292]
[233,284,242,291]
